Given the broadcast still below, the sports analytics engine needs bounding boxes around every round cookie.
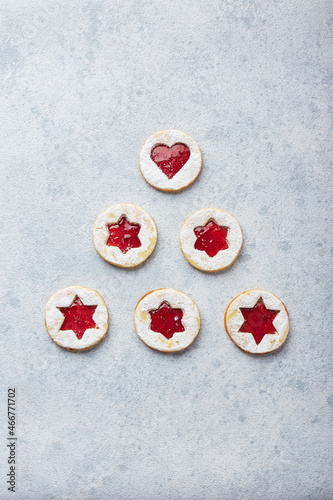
[45,286,109,351]
[93,203,157,268]
[139,129,202,192]
[224,289,289,355]
[180,208,243,272]
[134,288,200,352]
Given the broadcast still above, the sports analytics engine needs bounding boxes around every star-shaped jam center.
[149,301,185,340]
[107,215,141,254]
[58,295,98,340]
[194,219,229,258]
[151,143,191,179]
[239,297,280,345]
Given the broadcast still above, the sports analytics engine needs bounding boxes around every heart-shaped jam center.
[151,143,190,179]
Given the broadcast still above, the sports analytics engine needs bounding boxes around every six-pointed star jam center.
[149,301,185,340]
[239,297,280,345]
[194,219,229,258]
[151,143,191,179]
[107,215,141,254]
[58,295,98,340]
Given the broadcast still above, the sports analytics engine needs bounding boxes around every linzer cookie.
[180,208,243,272]
[134,288,200,352]
[139,130,202,192]
[93,203,157,268]
[45,286,109,351]
[224,289,289,354]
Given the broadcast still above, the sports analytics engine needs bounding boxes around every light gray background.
[1,1,332,499]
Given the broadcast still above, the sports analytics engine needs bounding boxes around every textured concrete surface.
[0,1,332,499]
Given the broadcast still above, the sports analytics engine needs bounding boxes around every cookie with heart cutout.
[180,208,243,272]
[224,289,289,354]
[134,288,200,352]
[139,129,202,192]
[45,286,109,351]
[93,203,157,268]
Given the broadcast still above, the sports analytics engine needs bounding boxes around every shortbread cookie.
[139,129,202,192]
[45,286,109,351]
[134,288,200,352]
[180,208,243,272]
[93,203,157,267]
[224,289,289,354]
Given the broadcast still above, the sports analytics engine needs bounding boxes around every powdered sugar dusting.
[134,288,200,352]
[180,208,243,271]
[45,286,109,351]
[93,203,157,267]
[224,289,289,354]
[139,129,202,191]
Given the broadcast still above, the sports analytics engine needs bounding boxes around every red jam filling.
[239,297,280,345]
[149,301,185,340]
[107,215,141,254]
[194,219,229,258]
[151,143,191,179]
[58,295,98,340]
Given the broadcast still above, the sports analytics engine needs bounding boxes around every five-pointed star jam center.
[58,295,98,340]
[194,219,229,258]
[149,301,185,340]
[107,215,141,254]
[239,296,280,345]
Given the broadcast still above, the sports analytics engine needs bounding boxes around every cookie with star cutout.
[224,289,289,354]
[139,129,202,192]
[134,288,200,352]
[93,203,157,268]
[45,286,109,351]
[180,208,243,272]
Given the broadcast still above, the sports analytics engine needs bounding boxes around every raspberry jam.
[151,143,190,179]
[107,215,141,254]
[239,297,279,345]
[194,219,229,258]
[58,295,97,340]
[149,301,185,339]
